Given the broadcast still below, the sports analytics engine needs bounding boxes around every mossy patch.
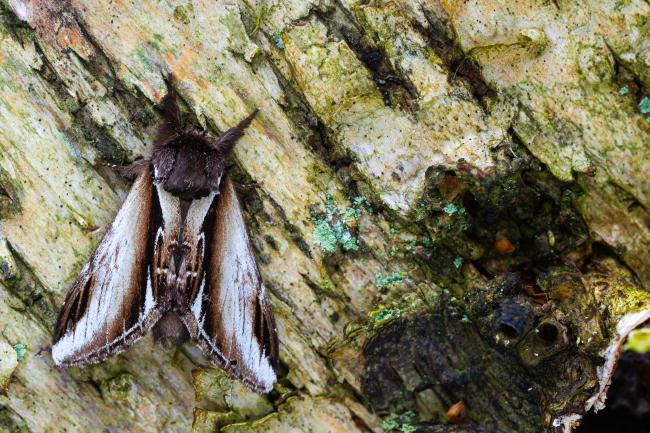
[173,4,194,25]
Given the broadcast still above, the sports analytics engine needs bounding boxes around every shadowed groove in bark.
[0,405,30,433]
[320,4,420,111]
[418,8,496,103]
[0,166,22,218]
[240,10,357,171]
[1,238,58,329]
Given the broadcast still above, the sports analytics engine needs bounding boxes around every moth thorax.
[152,311,190,348]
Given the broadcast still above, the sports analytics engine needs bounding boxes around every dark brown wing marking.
[52,166,165,366]
[181,176,278,392]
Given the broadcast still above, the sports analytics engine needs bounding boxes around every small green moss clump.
[173,5,191,25]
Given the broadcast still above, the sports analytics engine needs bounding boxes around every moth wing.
[182,176,279,393]
[52,166,165,366]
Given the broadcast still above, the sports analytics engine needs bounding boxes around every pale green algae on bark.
[435,0,650,289]
[283,15,499,217]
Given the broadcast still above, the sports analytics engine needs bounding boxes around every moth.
[51,78,279,393]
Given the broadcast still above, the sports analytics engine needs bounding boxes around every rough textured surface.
[0,340,18,392]
[0,0,647,432]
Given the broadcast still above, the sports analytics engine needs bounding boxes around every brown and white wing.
[52,166,169,367]
[181,176,279,393]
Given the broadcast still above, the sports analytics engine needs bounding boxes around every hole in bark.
[462,192,479,217]
[537,323,559,344]
[577,352,650,433]
[498,323,520,339]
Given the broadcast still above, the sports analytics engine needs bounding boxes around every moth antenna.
[162,74,182,127]
[210,109,259,154]
[154,74,183,146]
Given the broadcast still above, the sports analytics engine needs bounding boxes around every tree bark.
[0,0,648,432]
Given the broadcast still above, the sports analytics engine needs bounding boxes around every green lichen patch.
[375,272,404,290]
[313,219,358,253]
[369,305,402,326]
[381,410,416,432]
[442,203,465,216]
[12,343,25,361]
[271,30,284,49]
[639,96,650,114]
[312,196,368,254]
